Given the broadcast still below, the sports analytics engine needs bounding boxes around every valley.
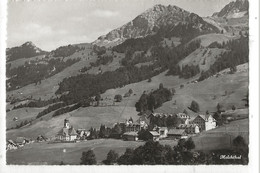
[5,0,249,165]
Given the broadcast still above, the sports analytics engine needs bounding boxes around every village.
[6,110,222,150]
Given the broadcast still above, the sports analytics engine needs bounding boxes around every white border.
[0,0,259,173]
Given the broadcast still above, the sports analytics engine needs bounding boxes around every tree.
[80,150,97,165]
[183,109,188,114]
[159,83,164,89]
[233,135,247,149]
[232,105,236,110]
[95,94,101,106]
[190,100,200,113]
[111,123,122,138]
[128,89,133,95]
[184,138,195,151]
[103,150,119,165]
[114,94,123,102]
[147,78,152,82]
[99,124,106,138]
[117,148,134,165]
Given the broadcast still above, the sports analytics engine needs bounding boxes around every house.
[178,124,200,134]
[125,123,141,132]
[77,129,90,139]
[136,115,149,129]
[13,117,18,121]
[6,140,18,150]
[192,114,216,131]
[148,131,160,141]
[56,119,77,141]
[167,129,187,139]
[15,137,26,147]
[37,135,48,142]
[177,113,190,119]
[153,127,168,139]
[122,132,138,141]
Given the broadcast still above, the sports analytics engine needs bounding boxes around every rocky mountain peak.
[212,0,249,18]
[93,4,192,47]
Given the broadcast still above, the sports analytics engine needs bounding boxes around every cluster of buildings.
[53,111,217,143]
[121,113,217,141]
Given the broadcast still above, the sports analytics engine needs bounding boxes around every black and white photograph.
[0,0,259,172]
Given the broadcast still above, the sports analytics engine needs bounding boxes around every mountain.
[6,41,47,62]
[212,0,249,18]
[93,4,220,47]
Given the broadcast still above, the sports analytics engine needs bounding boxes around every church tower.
[64,119,70,129]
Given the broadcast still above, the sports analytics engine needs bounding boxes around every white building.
[57,119,77,141]
[205,115,217,131]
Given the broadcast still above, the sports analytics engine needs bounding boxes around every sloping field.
[6,107,46,129]
[190,33,238,47]
[156,63,248,115]
[193,118,249,151]
[6,63,248,141]
[178,47,226,72]
[6,106,138,140]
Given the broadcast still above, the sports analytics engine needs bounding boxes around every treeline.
[199,35,249,81]
[12,97,60,109]
[36,102,66,119]
[7,58,80,91]
[56,65,163,104]
[52,103,81,117]
[92,45,106,56]
[90,55,113,67]
[51,45,83,57]
[149,114,182,128]
[113,34,163,53]
[80,136,248,165]
[179,64,200,79]
[135,83,174,113]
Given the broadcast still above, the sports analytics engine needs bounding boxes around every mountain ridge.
[212,0,249,18]
[6,41,47,62]
[93,4,220,47]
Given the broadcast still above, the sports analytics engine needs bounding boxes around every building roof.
[168,129,186,135]
[149,131,160,136]
[57,127,77,136]
[7,140,17,146]
[177,113,190,118]
[15,137,25,144]
[198,114,216,122]
[123,132,138,136]
[136,115,150,125]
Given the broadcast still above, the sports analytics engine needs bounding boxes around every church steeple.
[64,119,70,129]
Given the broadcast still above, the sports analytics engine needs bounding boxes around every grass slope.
[178,47,226,72]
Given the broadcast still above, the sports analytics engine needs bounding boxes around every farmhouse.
[136,115,149,129]
[56,119,77,141]
[177,113,190,119]
[6,140,18,150]
[167,129,187,139]
[191,114,216,131]
[15,137,26,147]
[122,132,138,141]
[154,126,168,139]
[148,131,160,141]
[178,124,200,134]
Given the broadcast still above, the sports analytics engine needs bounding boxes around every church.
[56,119,77,141]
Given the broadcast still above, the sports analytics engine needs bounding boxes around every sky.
[7,0,234,51]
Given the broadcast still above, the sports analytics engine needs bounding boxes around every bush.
[103,150,119,165]
[80,150,97,165]
[114,94,123,102]
[190,100,200,113]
